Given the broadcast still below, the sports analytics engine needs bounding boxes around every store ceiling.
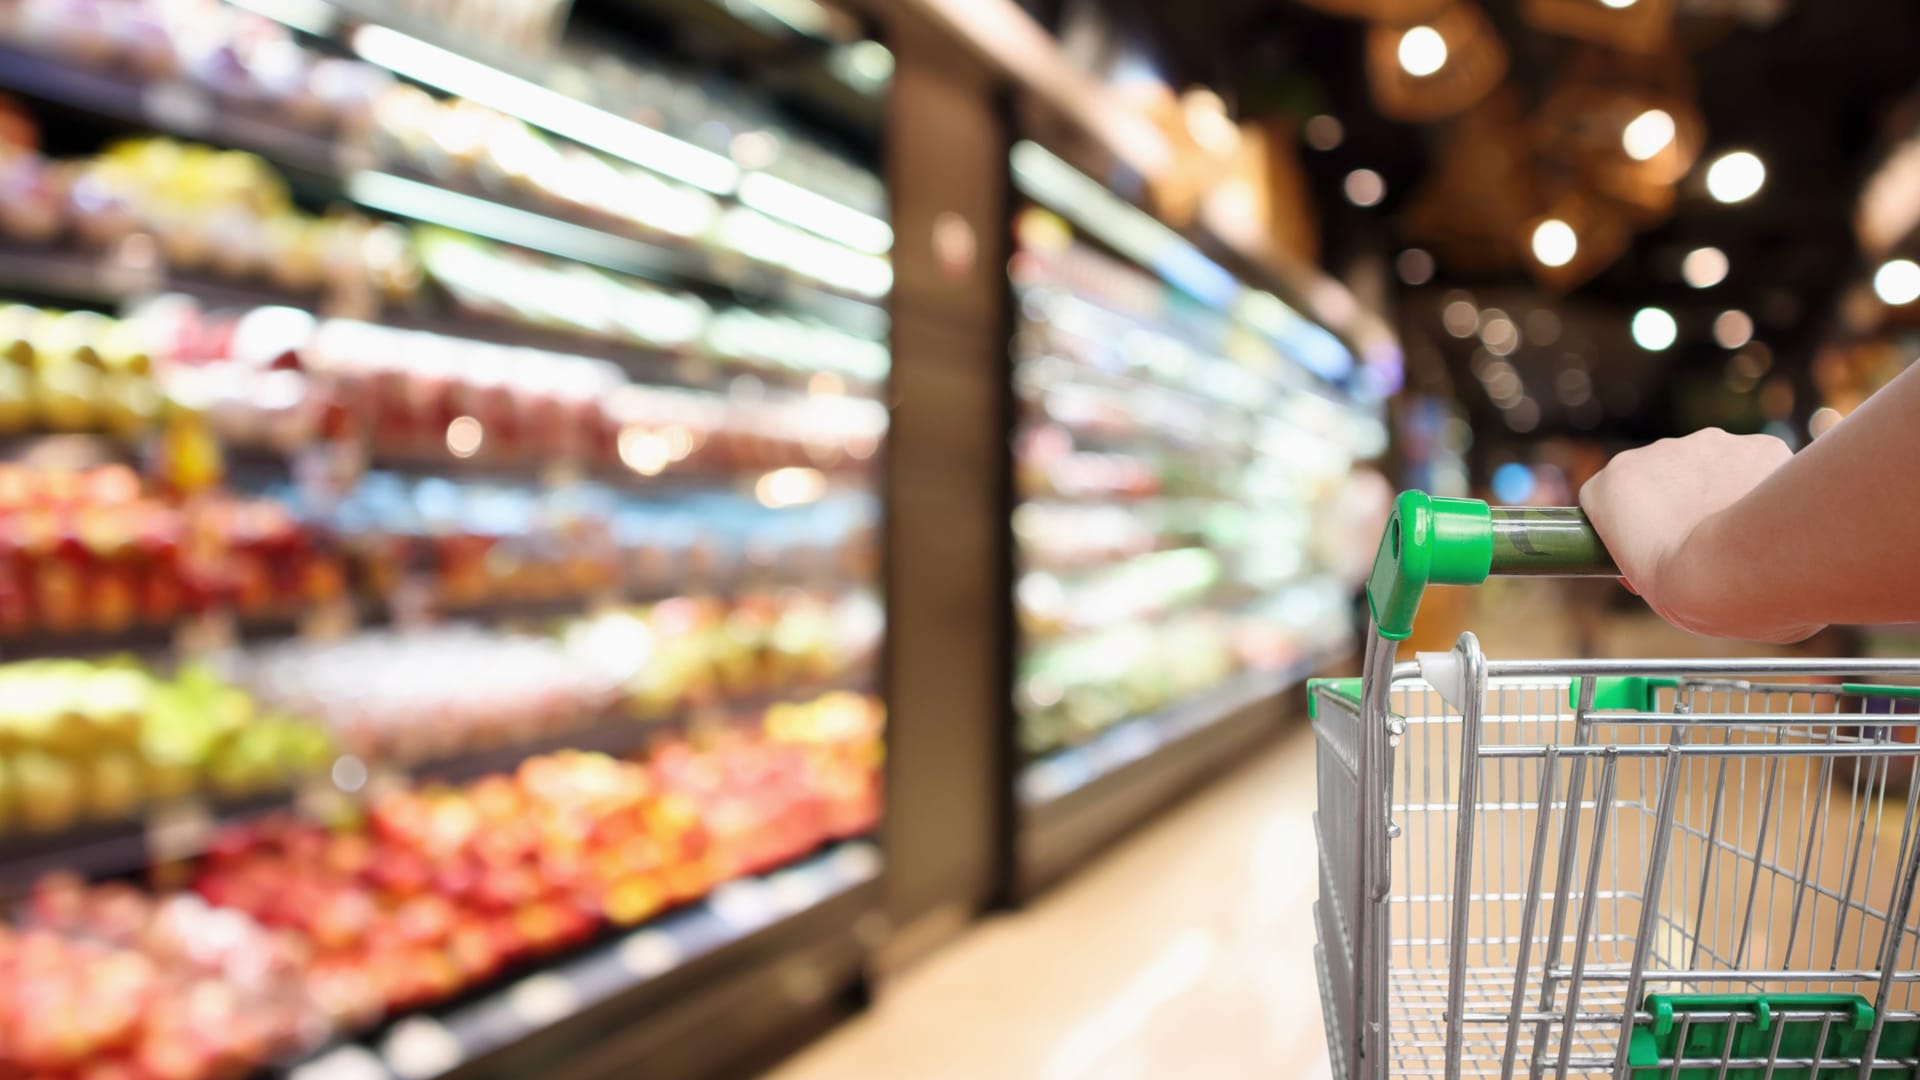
[1020,0,1920,441]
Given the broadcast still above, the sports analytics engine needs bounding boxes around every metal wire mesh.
[1316,654,1920,1078]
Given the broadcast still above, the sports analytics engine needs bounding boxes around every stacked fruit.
[575,590,882,717]
[676,692,885,872]
[189,705,882,1020]
[0,461,345,634]
[0,659,335,833]
[1016,613,1242,755]
[0,305,168,438]
[0,137,421,299]
[235,627,634,764]
[1,877,330,1078]
[0,692,881,1075]
[311,470,625,612]
[151,302,888,477]
[0,463,347,638]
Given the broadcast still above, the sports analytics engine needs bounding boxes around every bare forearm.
[1675,361,1920,631]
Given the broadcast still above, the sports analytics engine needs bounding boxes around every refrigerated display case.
[0,0,890,1076]
[1002,138,1389,898]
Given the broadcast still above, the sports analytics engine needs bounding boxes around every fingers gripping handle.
[1366,492,1618,641]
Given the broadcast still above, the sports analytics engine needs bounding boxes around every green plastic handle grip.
[1366,493,1618,640]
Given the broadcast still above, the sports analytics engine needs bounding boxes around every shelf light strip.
[224,0,339,37]
[1010,140,1237,310]
[346,169,686,281]
[738,172,892,255]
[351,24,743,196]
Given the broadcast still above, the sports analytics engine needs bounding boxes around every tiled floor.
[770,724,1332,1080]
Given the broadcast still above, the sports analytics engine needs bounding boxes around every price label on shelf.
[332,140,379,174]
[173,610,238,659]
[290,1045,390,1080]
[142,81,214,134]
[617,930,681,979]
[506,973,580,1027]
[768,869,820,915]
[540,461,585,491]
[708,879,777,931]
[389,576,437,630]
[381,1017,462,1080]
[145,800,214,863]
[300,597,358,642]
[830,842,882,883]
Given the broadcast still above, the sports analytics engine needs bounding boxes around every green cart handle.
[1367,492,1619,641]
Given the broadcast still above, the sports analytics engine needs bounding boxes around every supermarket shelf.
[1006,659,1319,903]
[0,790,284,894]
[0,42,888,326]
[218,438,883,498]
[411,672,877,784]
[0,242,869,406]
[0,674,875,890]
[0,243,319,311]
[279,839,882,1080]
[0,567,875,663]
[582,0,887,139]
[0,43,342,179]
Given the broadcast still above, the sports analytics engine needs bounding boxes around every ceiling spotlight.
[1397,26,1448,78]
[1480,314,1520,356]
[1396,248,1435,285]
[1531,219,1578,268]
[1344,168,1386,207]
[1600,0,1638,8]
[1682,246,1729,288]
[1712,310,1754,349]
[1442,299,1479,337]
[1631,307,1677,351]
[1706,151,1766,204]
[1874,258,1920,306]
[1622,109,1675,161]
[1304,114,1344,151]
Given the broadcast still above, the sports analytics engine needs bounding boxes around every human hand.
[1578,428,1820,642]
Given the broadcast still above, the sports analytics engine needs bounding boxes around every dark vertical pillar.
[877,24,1012,966]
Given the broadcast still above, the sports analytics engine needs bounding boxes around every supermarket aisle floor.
[769,726,1331,1080]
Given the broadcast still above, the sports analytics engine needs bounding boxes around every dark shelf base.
[1006,673,1291,905]
[281,842,883,1080]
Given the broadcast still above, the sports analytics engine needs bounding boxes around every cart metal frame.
[1312,493,1920,1079]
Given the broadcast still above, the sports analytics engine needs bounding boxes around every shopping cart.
[1311,492,1920,1079]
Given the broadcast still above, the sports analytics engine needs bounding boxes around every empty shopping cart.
[1312,493,1920,1079]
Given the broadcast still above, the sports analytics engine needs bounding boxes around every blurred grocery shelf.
[282,840,882,1080]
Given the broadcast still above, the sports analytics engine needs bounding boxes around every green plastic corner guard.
[1306,677,1362,719]
[1627,993,1916,1079]
[1569,676,1682,713]
[1843,683,1920,701]
[1365,492,1494,641]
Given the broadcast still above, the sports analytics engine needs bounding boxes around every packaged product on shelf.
[571,587,881,716]
[235,625,635,763]
[148,300,888,478]
[0,0,393,129]
[63,139,420,296]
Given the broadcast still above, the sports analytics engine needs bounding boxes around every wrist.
[1655,511,1742,636]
